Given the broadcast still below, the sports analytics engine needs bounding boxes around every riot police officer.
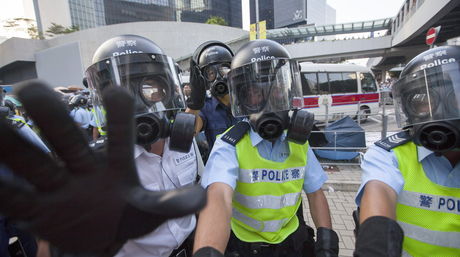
[186,41,239,152]
[354,45,460,257]
[193,39,339,257]
[84,34,202,257]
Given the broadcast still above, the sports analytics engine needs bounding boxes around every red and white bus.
[299,63,380,122]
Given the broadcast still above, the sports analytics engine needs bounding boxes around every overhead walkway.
[267,18,392,41]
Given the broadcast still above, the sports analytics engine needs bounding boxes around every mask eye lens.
[141,79,166,103]
[204,66,217,82]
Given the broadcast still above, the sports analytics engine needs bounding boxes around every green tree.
[28,24,44,39]
[205,16,228,26]
[46,23,79,37]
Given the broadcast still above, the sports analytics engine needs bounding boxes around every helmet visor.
[228,59,303,117]
[393,61,460,128]
[85,53,185,115]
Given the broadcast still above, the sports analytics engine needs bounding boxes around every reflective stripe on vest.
[234,191,301,209]
[397,220,460,249]
[393,141,460,256]
[232,129,309,244]
[8,116,28,127]
[91,108,107,136]
[233,209,288,233]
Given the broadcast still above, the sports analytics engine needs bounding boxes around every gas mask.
[86,52,196,152]
[412,120,460,153]
[250,109,315,144]
[135,111,195,152]
[202,63,231,97]
[393,53,460,154]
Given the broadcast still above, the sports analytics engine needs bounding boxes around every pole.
[381,93,388,139]
[357,101,361,126]
[255,0,259,39]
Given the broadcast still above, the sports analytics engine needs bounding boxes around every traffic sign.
[426,26,441,46]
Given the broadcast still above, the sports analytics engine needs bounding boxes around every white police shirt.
[69,107,90,129]
[115,138,198,257]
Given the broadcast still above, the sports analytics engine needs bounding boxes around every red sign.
[426,27,440,46]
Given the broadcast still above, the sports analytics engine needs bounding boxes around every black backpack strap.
[221,121,250,146]
[375,131,412,151]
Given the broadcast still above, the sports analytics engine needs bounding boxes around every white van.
[299,63,380,122]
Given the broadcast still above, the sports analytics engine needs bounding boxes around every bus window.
[318,72,329,94]
[361,73,377,92]
[342,72,358,93]
[328,72,358,94]
[328,73,342,94]
[301,72,319,95]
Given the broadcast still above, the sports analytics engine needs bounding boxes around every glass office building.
[250,0,335,29]
[65,0,242,29]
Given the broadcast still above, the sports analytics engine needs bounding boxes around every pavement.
[302,165,362,257]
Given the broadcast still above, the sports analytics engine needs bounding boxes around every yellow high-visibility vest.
[393,141,460,256]
[231,132,309,244]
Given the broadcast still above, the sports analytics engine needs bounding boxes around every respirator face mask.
[393,61,460,153]
[202,63,231,97]
[229,58,314,144]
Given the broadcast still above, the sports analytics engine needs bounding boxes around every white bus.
[299,63,379,123]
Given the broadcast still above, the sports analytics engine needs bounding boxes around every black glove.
[354,216,403,257]
[315,227,339,257]
[186,59,207,110]
[0,81,206,255]
[192,247,224,257]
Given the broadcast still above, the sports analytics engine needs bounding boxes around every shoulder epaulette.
[375,131,412,151]
[221,121,250,146]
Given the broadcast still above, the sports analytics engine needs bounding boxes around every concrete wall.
[0,38,47,67]
[391,0,452,46]
[45,21,248,70]
[285,36,392,61]
[35,42,85,87]
[0,21,248,86]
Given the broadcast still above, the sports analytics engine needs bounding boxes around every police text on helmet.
[420,58,456,70]
[250,55,275,63]
[112,50,144,56]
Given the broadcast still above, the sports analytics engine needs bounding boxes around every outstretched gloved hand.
[186,59,207,110]
[0,81,206,256]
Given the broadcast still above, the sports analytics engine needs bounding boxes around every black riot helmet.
[85,34,195,152]
[393,45,460,153]
[228,39,314,143]
[191,41,233,97]
[68,94,88,108]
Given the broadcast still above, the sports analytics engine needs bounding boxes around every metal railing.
[309,92,397,166]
